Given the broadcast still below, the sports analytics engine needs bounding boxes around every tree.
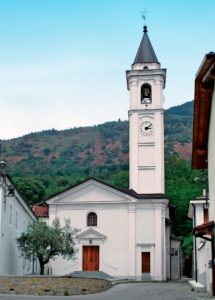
[108,170,129,189]
[17,218,78,275]
[165,154,205,237]
[14,177,46,204]
[182,235,193,257]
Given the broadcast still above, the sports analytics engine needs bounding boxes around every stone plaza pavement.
[0,281,214,300]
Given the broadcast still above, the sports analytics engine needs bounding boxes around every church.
[37,25,171,280]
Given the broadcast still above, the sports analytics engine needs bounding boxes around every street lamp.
[0,160,7,210]
[0,161,6,169]
[0,161,15,211]
[203,186,209,210]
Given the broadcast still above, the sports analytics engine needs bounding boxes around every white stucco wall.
[136,202,167,280]
[0,176,36,275]
[48,203,129,276]
[127,64,165,194]
[128,109,165,194]
[136,206,155,243]
[189,200,211,289]
[127,67,166,111]
[195,204,210,287]
[46,180,169,280]
[170,239,181,280]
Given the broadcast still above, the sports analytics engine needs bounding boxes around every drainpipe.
[170,232,172,280]
[0,182,3,275]
[32,253,35,274]
[212,224,215,296]
[192,203,198,282]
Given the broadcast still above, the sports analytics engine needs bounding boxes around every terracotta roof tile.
[33,205,49,217]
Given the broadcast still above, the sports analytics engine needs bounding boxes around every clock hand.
[144,124,152,130]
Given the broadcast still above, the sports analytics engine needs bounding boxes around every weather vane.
[141,9,149,25]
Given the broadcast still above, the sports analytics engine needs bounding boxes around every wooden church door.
[83,246,99,271]
[142,252,150,273]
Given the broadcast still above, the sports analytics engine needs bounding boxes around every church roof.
[133,26,159,64]
[41,177,166,204]
[124,188,166,199]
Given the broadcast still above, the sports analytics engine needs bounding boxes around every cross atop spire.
[141,9,150,25]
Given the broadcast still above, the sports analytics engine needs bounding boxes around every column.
[154,204,166,280]
[128,203,136,278]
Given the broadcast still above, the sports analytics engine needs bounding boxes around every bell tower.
[126,26,166,194]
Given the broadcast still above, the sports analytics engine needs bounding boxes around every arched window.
[87,212,97,227]
[141,83,152,104]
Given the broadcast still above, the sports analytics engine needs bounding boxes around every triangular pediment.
[46,179,136,205]
[77,228,106,240]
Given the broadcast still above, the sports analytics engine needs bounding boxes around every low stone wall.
[0,276,112,296]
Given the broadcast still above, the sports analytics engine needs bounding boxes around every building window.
[171,248,179,257]
[23,220,26,232]
[141,83,152,104]
[9,204,12,225]
[87,212,97,227]
[204,208,209,223]
[15,211,18,230]
[27,259,31,271]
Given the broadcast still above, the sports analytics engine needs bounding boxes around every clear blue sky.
[0,0,214,139]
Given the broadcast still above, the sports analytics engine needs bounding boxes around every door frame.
[77,228,106,272]
[82,245,100,271]
[136,244,154,279]
[141,251,151,273]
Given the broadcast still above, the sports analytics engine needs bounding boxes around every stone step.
[71,271,113,280]
[188,280,206,292]
[141,273,151,281]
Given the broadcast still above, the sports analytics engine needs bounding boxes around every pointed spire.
[133,26,159,64]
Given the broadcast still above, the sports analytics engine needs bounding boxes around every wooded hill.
[0,100,193,180]
[0,100,206,238]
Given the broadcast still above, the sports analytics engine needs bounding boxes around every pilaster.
[154,204,166,280]
[128,203,136,277]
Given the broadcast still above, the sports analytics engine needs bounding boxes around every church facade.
[43,26,170,280]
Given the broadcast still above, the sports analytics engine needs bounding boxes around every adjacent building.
[188,195,210,290]
[191,52,215,295]
[0,165,36,275]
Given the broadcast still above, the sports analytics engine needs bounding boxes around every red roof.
[33,205,49,217]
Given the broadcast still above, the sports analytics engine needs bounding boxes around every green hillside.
[0,100,193,180]
[0,100,206,238]
[0,100,195,200]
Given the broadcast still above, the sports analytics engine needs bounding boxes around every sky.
[0,0,214,140]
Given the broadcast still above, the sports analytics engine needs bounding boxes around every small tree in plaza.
[17,218,78,275]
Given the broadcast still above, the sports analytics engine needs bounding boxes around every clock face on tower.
[139,120,153,136]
